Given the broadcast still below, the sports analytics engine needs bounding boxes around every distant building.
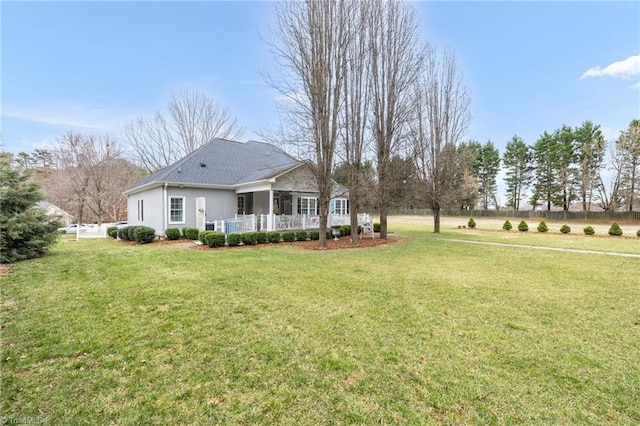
[36,201,74,226]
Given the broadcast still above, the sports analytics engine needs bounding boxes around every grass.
[2,217,640,425]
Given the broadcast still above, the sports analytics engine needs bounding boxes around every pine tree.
[503,135,532,210]
[475,140,500,209]
[574,121,605,211]
[0,153,60,263]
[617,119,640,211]
[532,131,561,210]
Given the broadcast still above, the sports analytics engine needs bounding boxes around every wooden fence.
[382,209,640,223]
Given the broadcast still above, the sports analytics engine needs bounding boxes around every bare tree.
[410,46,472,233]
[124,90,244,173]
[595,145,625,211]
[267,0,350,247]
[368,0,423,239]
[52,131,143,225]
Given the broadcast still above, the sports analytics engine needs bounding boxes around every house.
[124,138,351,235]
[36,201,74,226]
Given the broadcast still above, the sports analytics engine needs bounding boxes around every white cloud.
[632,82,640,90]
[580,55,640,79]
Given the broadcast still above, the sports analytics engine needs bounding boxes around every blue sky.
[2,1,639,160]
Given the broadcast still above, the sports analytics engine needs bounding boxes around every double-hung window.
[330,198,349,215]
[169,196,185,224]
[299,197,318,216]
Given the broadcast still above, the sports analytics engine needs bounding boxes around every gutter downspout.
[163,183,168,233]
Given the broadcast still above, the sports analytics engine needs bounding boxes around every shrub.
[295,230,308,241]
[468,218,476,229]
[339,225,350,237]
[182,227,199,240]
[503,220,512,231]
[559,224,571,234]
[117,227,128,240]
[227,233,242,246]
[241,232,258,245]
[205,231,225,248]
[637,229,640,237]
[118,226,139,241]
[608,222,623,236]
[255,232,267,244]
[282,231,295,242]
[267,231,280,243]
[373,223,381,233]
[309,230,320,240]
[537,221,548,233]
[107,226,118,238]
[583,226,595,236]
[133,226,156,244]
[518,220,528,232]
[327,230,333,239]
[165,228,181,240]
[198,231,210,244]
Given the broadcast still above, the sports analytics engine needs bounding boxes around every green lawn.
[2,217,639,425]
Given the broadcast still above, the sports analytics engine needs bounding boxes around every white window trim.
[331,198,349,215]
[169,196,186,224]
[300,196,318,216]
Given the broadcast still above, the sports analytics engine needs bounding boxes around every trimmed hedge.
[295,230,308,241]
[518,220,528,232]
[373,223,381,233]
[282,231,295,242]
[503,220,513,231]
[255,232,267,244]
[133,226,156,244]
[637,229,640,237]
[339,225,350,237]
[559,224,571,234]
[267,231,281,243]
[583,226,595,236]
[107,226,117,238]
[165,228,181,240]
[537,221,548,233]
[468,218,476,229]
[608,222,623,236]
[241,232,257,245]
[309,230,320,240]
[183,227,200,240]
[227,233,242,246]
[205,231,226,248]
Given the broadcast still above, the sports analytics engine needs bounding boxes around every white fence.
[75,226,107,239]
[211,213,372,235]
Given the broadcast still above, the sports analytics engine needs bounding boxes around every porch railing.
[209,214,257,234]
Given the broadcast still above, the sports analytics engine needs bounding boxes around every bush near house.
[560,224,571,234]
[267,231,281,243]
[296,230,308,241]
[583,226,595,236]
[107,226,118,238]
[309,231,320,241]
[255,232,268,244]
[182,227,199,240]
[608,222,623,236]
[227,233,242,246]
[537,221,548,233]
[204,232,226,248]
[468,218,476,229]
[339,225,350,236]
[373,223,381,233]
[518,221,529,232]
[637,229,640,237]
[282,231,295,242]
[134,227,156,244]
[165,228,181,240]
[241,232,258,245]
[503,220,512,231]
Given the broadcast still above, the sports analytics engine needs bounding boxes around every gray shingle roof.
[128,139,302,191]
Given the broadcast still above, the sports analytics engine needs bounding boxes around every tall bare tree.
[410,46,472,233]
[574,121,605,211]
[124,90,244,172]
[617,118,640,211]
[52,131,142,225]
[267,0,350,247]
[368,0,423,239]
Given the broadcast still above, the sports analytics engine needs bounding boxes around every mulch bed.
[115,234,398,251]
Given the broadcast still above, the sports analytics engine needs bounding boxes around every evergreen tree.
[552,125,578,210]
[532,131,561,210]
[574,121,605,211]
[503,135,532,210]
[474,140,500,209]
[617,119,640,211]
[0,153,60,263]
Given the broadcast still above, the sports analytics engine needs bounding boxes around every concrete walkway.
[435,238,640,259]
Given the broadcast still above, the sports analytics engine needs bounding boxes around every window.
[237,195,245,215]
[298,197,318,216]
[330,198,349,215]
[137,199,144,221]
[169,196,185,223]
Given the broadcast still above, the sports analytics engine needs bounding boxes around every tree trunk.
[433,207,441,233]
[379,203,388,239]
[349,193,359,243]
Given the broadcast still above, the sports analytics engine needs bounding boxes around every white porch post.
[268,189,274,231]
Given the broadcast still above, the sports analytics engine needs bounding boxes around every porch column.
[268,189,274,231]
